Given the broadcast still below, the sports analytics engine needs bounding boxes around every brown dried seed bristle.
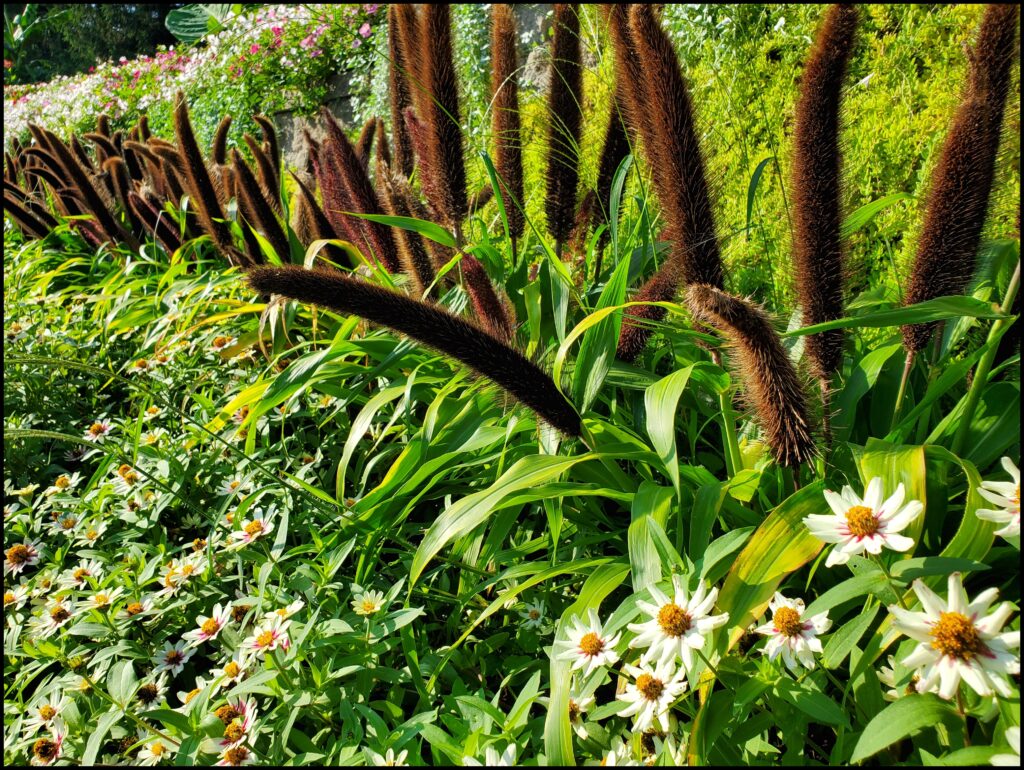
[545,4,583,247]
[289,171,354,268]
[461,254,515,342]
[901,4,1019,353]
[247,266,581,436]
[231,148,288,264]
[376,163,435,295]
[491,3,525,239]
[387,5,415,177]
[211,116,233,166]
[791,4,858,379]
[356,117,377,168]
[243,133,281,213]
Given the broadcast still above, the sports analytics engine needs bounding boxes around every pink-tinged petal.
[754,622,777,636]
[864,477,884,512]
[936,656,962,700]
[966,588,1001,620]
[911,579,947,617]
[882,533,915,552]
[958,661,993,697]
[825,547,850,567]
[878,484,906,518]
[863,536,885,555]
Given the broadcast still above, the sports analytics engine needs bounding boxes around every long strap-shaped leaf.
[247,265,582,437]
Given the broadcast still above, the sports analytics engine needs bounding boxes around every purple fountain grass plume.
[243,133,282,214]
[792,4,858,382]
[376,157,436,296]
[253,114,280,185]
[232,148,288,264]
[687,285,816,469]
[101,156,141,232]
[320,108,401,272]
[247,265,582,436]
[3,191,52,239]
[402,106,446,226]
[491,3,525,242]
[173,92,239,262]
[96,113,111,137]
[615,4,724,362]
[461,254,516,342]
[137,114,151,142]
[310,127,363,247]
[375,117,392,170]
[288,171,353,269]
[546,4,583,252]
[83,133,118,164]
[395,5,425,113]
[128,191,182,254]
[468,185,495,214]
[418,4,468,231]
[387,5,415,177]
[211,116,233,166]
[901,3,1019,354]
[70,135,94,171]
[356,117,377,168]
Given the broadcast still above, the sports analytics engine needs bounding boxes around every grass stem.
[889,351,915,433]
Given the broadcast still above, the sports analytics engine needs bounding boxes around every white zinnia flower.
[627,575,729,671]
[804,477,923,567]
[367,747,409,766]
[991,726,1020,766]
[23,692,70,735]
[976,457,1020,538]
[29,719,65,765]
[616,660,688,733]
[889,573,1020,700]
[137,738,175,765]
[552,608,622,677]
[245,616,291,657]
[518,599,546,631]
[567,684,595,740]
[600,740,640,766]
[152,640,195,676]
[754,593,831,672]
[227,516,274,549]
[5,541,42,575]
[183,603,231,646]
[463,744,516,766]
[351,589,386,617]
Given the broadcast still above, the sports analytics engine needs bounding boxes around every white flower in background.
[992,726,1020,766]
[264,598,305,622]
[627,575,729,671]
[217,696,257,749]
[29,719,65,766]
[889,573,1020,700]
[76,587,124,615]
[227,516,274,549]
[183,603,231,646]
[518,599,546,631]
[49,512,82,538]
[876,655,916,702]
[600,740,640,766]
[178,675,210,709]
[351,589,386,617]
[804,477,923,567]
[567,684,595,740]
[4,582,31,613]
[153,640,195,676]
[616,660,688,733]
[32,597,75,639]
[137,738,176,765]
[5,541,42,575]
[217,477,251,498]
[74,521,109,548]
[215,651,249,691]
[976,457,1020,538]
[135,673,169,709]
[61,558,104,589]
[44,473,82,497]
[463,744,516,766]
[120,597,156,622]
[22,692,70,735]
[754,593,831,672]
[367,747,409,766]
[244,616,291,657]
[143,405,165,421]
[216,745,256,766]
[553,609,622,677]
[82,419,113,442]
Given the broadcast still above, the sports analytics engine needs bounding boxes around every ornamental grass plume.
[253,114,281,184]
[242,133,281,213]
[791,4,859,445]
[901,3,1019,354]
[615,4,725,363]
[460,254,516,342]
[418,4,468,232]
[247,266,581,437]
[231,149,287,263]
[211,115,232,166]
[288,171,353,268]
[491,4,525,246]
[687,284,816,469]
[376,162,436,296]
[545,4,583,253]
[173,92,239,264]
[355,117,377,167]
[387,4,415,177]
[128,192,182,254]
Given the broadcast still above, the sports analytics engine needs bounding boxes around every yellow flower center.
[216,705,241,725]
[50,605,71,623]
[4,592,15,605]
[6,544,32,564]
[134,359,149,369]
[528,609,540,620]
[636,673,665,701]
[118,464,132,477]
[360,599,378,614]
[657,603,692,637]
[223,747,251,766]
[38,704,57,720]
[202,618,220,635]
[568,699,580,722]
[137,683,159,704]
[146,406,160,415]
[60,517,77,529]
[213,336,229,348]
[86,529,99,541]
[94,594,109,606]
[845,505,878,537]
[180,564,197,577]
[224,720,246,743]
[185,688,201,704]
[256,630,275,648]
[89,423,105,435]
[193,538,207,551]
[1013,486,1020,508]
[578,631,605,656]
[150,742,166,756]
[73,568,89,582]
[55,475,71,489]
[224,661,241,678]
[773,606,804,637]
[244,520,264,536]
[930,611,983,660]
[230,480,241,490]
[33,737,58,761]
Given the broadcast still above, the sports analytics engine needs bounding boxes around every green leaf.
[644,364,696,500]
[773,677,848,726]
[822,605,878,669]
[572,255,631,411]
[140,708,193,735]
[348,212,456,248]
[889,557,989,580]
[804,573,888,617]
[841,192,912,237]
[83,708,121,764]
[785,296,1005,337]
[107,659,138,705]
[745,157,773,242]
[849,694,959,764]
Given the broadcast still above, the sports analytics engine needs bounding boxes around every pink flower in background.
[363,4,380,14]
[359,22,372,38]
[250,44,260,54]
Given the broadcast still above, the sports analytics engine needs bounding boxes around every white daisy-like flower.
[567,684,595,740]
[140,428,168,447]
[128,358,153,376]
[12,483,39,503]
[137,738,176,765]
[216,696,257,749]
[120,597,157,622]
[217,477,251,498]
[215,653,248,690]
[216,745,257,766]
[518,599,546,631]
[264,598,305,622]
[992,726,1020,766]
[112,463,145,495]
[76,587,124,615]
[351,589,386,617]
[627,575,729,671]
[976,457,1020,539]
[143,405,165,421]
[876,655,917,702]
[61,558,104,590]
[226,516,274,549]
[463,744,516,766]
[29,719,65,766]
[177,675,210,710]
[44,473,82,497]
[33,597,75,638]
[244,616,291,657]
[367,747,409,766]
[50,512,82,538]
[5,541,43,575]
[754,593,831,673]
[183,603,231,646]
[23,692,70,735]
[600,740,640,766]
[888,573,1020,700]
[4,582,31,613]
[73,521,109,548]
[82,419,113,442]
[804,477,923,567]
[616,660,688,733]
[210,335,237,353]
[152,640,195,676]
[552,608,622,677]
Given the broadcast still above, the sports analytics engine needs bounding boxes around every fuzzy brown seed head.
[686,285,816,468]
[791,4,858,379]
[491,4,525,239]
[387,5,415,177]
[545,4,583,245]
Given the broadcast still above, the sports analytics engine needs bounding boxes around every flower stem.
[873,555,909,611]
[890,351,915,433]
